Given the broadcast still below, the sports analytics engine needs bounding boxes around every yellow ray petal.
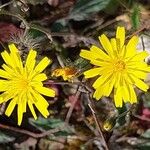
[99,34,113,57]
[128,62,150,72]
[22,94,27,113]
[28,100,37,120]
[110,38,117,51]
[35,102,49,118]
[2,64,18,77]
[8,43,18,53]
[129,74,149,91]
[129,51,149,62]
[90,59,111,67]
[114,87,123,107]
[128,84,137,103]
[80,50,109,61]
[122,79,130,102]
[116,26,125,49]
[103,75,116,96]
[0,80,10,92]
[5,97,17,117]
[84,67,103,78]
[125,36,139,57]
[93,73,112,89]
[1,51,15,68]
[0,90,18,104]
[93,87,103,100]
[35,86,55,97]
[17,101,23,126]
[32,73,47,81]
[34,57,51,73]
[127,69,147,80]
[114,73,121,88]
[9,44,23,72]
[0,69,12,79]
[110,38,119,57]
[90,45,110,60]
[31,90,49,107]
[25,49,37,72]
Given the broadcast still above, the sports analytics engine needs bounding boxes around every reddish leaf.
[0,22,22,43]
[142,108,150,118]
[68,95,82,111]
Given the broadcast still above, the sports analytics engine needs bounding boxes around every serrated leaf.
[141,129,150,138]
[69,0,111,21]
[0,131,15,143]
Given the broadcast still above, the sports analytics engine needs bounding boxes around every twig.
[45,80,93,93]
[65,86,81,123]
[0,1,14,9]
[0,10,52,43]
[133,114,150,122]
[0,123,64,138]
[0,9,29,31]
[0,103,6,115]
[87,94,109,150]
[45,80,82,86]
[116,0,130,12]
[141,36,145,50]
[87,19,117,36]
[126,26,146,39]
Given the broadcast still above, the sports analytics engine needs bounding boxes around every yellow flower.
[0,44,55,125]
[80,27,150,107]
[52,67,77,81]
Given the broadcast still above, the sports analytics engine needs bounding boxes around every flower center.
[16,78,29,90]
[113,60,126,72]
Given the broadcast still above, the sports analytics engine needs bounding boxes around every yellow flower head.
[52,67,77,81]
[0,44,55,125]
[80,27,150,107]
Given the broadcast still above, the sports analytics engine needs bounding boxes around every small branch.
[0,10,52,43]
[133,114,150,122]
[0,123,64,138]
[0,1,14,9]
[0,103,6,115]
[141,36,145,50]
[45,80,82,86]
[65,86,81,123]
[126,26,146,39]
[87,94,109,150]
[45,80,92,93]
[0,9,29,30]
[87,19,117,36]
[56,54,65,68]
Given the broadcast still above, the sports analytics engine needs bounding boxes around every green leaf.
[142,129,150,138]
[51,19,68,32]
[74,57,91,71]
[0,131,15,143]
[143,92,150,108]
[131,4,141,30]
[69,0,111,21]
[29,117,75,135]
[136,142,150,150]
